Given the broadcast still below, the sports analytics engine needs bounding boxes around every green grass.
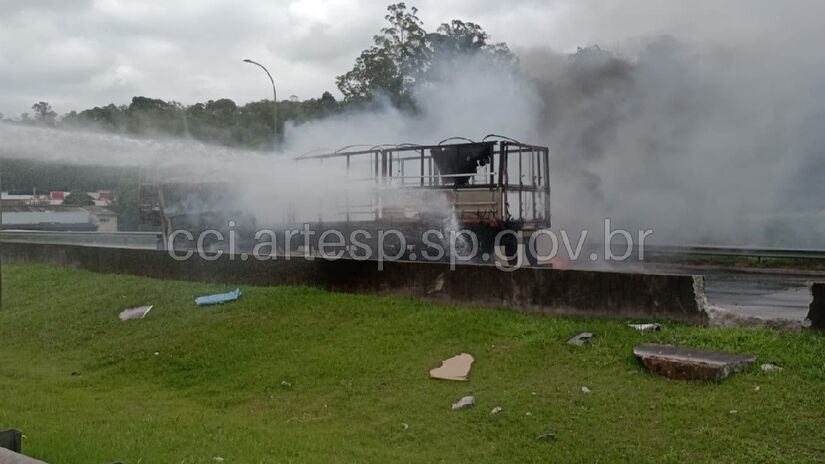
[1,264,824,463]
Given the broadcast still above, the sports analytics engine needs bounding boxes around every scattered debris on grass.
[401,423,409,430]
[729,410,738,414]
[629,323,661,331]
[525,412,532,416]
[536,428,557,442]
[430,353,474,381]
[761,363,783,373]
[451,395,475,410]
[212,457,225,462]
[195,288,242,306]
[280,380,292,388]
[567,332,594,346]
[490,406,503,415]
[118,305,153,321]
[633,343,756,381]
[581,386,591,394]
[754,385,761,391]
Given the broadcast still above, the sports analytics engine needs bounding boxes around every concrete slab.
[633,343,756,381]
[430,353,474,381]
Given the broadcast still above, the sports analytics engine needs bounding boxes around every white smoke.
[521,1,825,247]
[2,1,824,247]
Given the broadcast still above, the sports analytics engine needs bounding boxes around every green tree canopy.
[32,101,57,126]
[336,3,514,105]
[62,191,96,207]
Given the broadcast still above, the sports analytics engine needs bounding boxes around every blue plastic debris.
[195,288,242,306]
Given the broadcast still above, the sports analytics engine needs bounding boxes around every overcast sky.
[1,0,820,117]
[0,0,556,116]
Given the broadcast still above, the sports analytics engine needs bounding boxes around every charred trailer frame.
[140,140,552,264]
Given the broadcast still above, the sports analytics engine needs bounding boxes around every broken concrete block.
[567,332,594,346]
[633,343,756,381]
[430,353,474,381]
[451,395,475,410]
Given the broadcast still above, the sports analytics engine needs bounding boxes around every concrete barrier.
[1,242,709,324]
[808,283,825,330]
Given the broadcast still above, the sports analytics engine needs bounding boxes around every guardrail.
[644,244,825,261]
[0,230,163,250]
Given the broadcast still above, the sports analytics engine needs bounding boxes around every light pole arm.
[243,59,278,147]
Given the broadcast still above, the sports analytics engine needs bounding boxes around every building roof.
[1,205,89,214]
[84,206,118,216]
[1,206,93,229]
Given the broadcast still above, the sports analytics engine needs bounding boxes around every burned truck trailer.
[140,139,551,264]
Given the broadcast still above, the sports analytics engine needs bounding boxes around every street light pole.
[243,59,278,148]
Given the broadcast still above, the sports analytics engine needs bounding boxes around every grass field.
[1,264,824,463]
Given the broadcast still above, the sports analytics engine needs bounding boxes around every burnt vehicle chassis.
[141,138,551,264]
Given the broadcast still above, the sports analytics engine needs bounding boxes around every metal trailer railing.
[298,140,551,228]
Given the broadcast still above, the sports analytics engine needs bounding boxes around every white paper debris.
[119,305,153,321]
[629,323,661,331]
[451,395,475,410]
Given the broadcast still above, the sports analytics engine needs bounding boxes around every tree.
[63,103,126,131]
[432,20,515,66]
[376,3,430,92]
[336,46,404,104]
[125,96,186,136]
[337,3,429,105]
[110,178,140,230]
[336,3,514,105]
[32,101,57,126]
[431,20,488,57]
[62,191,96,207]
